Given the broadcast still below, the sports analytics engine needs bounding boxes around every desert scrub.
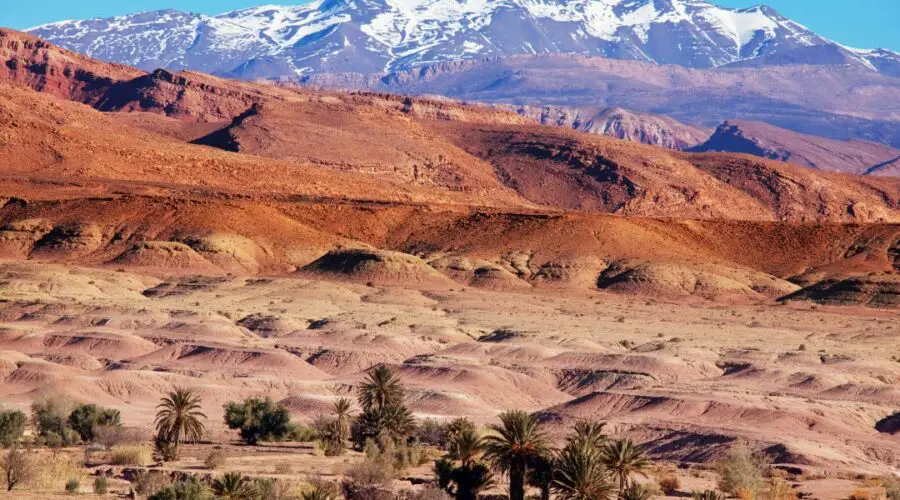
[658,474,680,494]
[93,475,109,494]
[65,478,80,493]
[204,449,227,470]
[26,452,87,491]
[109,444,152,466]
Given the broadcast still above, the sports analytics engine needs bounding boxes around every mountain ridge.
[26,0,900,78]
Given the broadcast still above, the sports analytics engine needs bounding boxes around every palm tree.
[552,443,615,500]
[358,365,404,412]
[154,387,206,459]
[450,427,485,466]
[213,472,251,499]
[599,439,649,495]
[570,420,606,450]
[331,397,354,443]
[483,410,548,500]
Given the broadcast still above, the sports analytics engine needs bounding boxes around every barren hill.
[690,120,900,176]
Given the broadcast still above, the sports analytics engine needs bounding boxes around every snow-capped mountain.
[27,0,900,78]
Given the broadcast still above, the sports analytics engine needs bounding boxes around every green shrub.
[65,478,80,493]
[93,476,109,494]
[68,404,121,442]
[0,409,27,448]
[223,397,291,444]
[286,421,318,442]
[148,477,210,500]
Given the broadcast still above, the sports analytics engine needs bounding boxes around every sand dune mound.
[111,242,220,272]
[597,260,800,300]
[544,352,718,384]
[468,263,531,290]
[302,248,452,286]
[237,314,305,338]
[41,333,159,359]
[395,363,571,414]
[554,368,659,395]
[781,273,900,308]
[176,233,263,273]
[133,343,331,379]
[37,352,104,371]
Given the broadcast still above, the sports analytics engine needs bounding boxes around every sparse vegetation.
[109,444,152,466]
[716,440,766,498]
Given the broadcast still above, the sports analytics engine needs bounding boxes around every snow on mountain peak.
[25,0,898,78]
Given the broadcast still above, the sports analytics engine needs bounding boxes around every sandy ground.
[0,260,897,499]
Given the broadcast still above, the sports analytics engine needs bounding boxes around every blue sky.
[2,0,898,51]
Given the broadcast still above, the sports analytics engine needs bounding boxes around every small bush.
[0,410,27,448]
[203,449,227,470]
[223,397,291,444]
[132,470,173,497]
[94,475,109,494]
[65,478,80,493]
[148,476,210,500]
[274,462,292,475]
[717,440,765,497]
[286,422,318,442]
[110,444,153,466]
[659,474,681,494]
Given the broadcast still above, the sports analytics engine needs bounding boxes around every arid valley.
[0,10,898,499]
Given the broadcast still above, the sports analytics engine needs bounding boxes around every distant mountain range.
[27,0,900,78]
[18,1,900,175]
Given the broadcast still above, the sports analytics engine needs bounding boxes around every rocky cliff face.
[513,105,710,150]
